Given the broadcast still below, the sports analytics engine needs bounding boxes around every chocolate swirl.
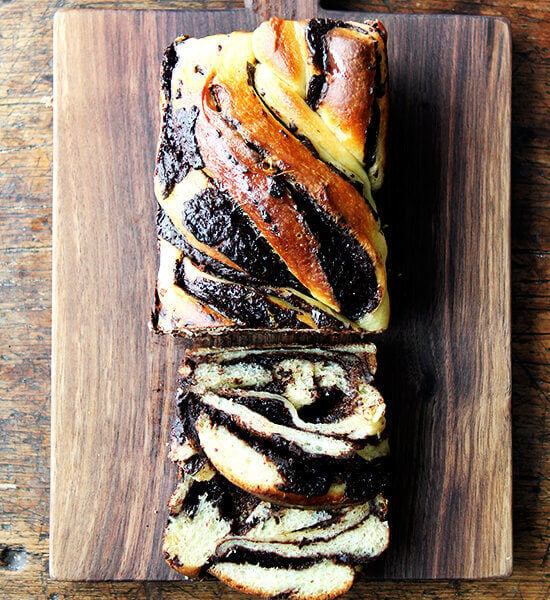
[164,345,390,598]
[163,473,389,597]
[169,346,389,506]
[153,18,389,334]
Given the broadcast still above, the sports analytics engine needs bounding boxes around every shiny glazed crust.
[152,18,389,334]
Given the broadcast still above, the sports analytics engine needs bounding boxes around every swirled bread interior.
[153,17,389,334]
[164,344,390,598]
[171,345,389,507]
[163,474,389,600]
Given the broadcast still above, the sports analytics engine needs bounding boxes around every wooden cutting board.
[51,0,512,583]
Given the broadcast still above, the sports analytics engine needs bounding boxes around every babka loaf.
[170,345,389,507]
[163,473,389,600]
[152,17,389,334]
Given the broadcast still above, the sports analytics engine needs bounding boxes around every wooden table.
[0,0,547,598]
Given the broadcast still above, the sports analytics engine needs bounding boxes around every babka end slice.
[163,474,389,600]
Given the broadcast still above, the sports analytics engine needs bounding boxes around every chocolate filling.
[164,551,183,568]
[156,105,204,198]
[181,453,208,477]
[213,386,374,433]
[157,206,249,283]
[180,476,260,526]
[157,211,343,329]
[305,74,327,111]
[179,391,389,501]
[267,176,286,200]
[217,547,318,570]
[306,19,346,71]
[202,350,375,382]
[363,41,385,170]
[151,288,161,329]
[305,19,345,109]
[181,187,301,288]
[305,19,377,109]
[260,379,289,396]
[288,181,380,319]
[370,21,387,42]
[160,41,180,102]
[296,386,346,424]
[175,263,304,329]
[232,395,295,427]
[157,42,205,197]
[217,544,378,570]
[364,100,381,170]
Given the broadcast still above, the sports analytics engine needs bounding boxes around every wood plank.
[51,1,511,583]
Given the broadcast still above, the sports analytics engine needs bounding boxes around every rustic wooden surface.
[0,0,547,598]
[50,3,512,582]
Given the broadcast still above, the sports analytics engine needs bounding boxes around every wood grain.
[50,1,511,581]
[1,0,548,599]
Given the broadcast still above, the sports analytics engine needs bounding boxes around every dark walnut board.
[51,0,512,584]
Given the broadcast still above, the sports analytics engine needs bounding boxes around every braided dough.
[153,17,389,333]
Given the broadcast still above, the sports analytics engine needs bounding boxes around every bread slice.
[163,474,389,599]
[210,561,355,600]
[152,17,389,334]
[170,345,389,507]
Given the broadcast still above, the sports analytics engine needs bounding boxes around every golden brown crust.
[321,28,377,161]
[195,104,339,310]
[202,51,387,280]
[253,18,388,188]
[252,18,308,95]
[153,18,389,333]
